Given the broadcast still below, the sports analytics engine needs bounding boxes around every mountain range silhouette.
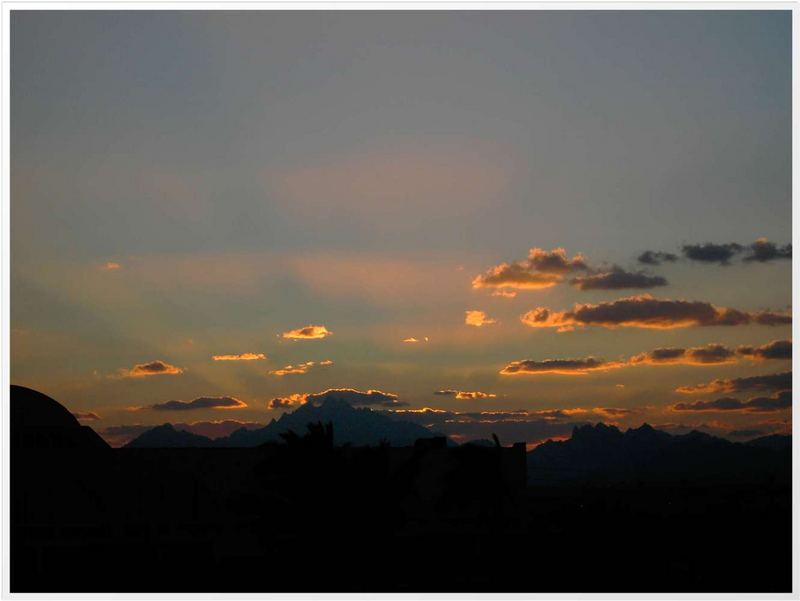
[126,397,437,448]
[528,422,790,484]
[123,397,790,487]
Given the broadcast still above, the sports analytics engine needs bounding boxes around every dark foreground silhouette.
[11,385,792,592]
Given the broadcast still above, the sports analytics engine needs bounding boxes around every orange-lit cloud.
[269,388,405,410]
[122,360,184,378]
[671,390,791,413]
[403,336,429,343]
[281,325,333,340]
[736,339,791,361]
[520,294,791,331]
[472,261,562,290]
[71,411,101,421]
[465,310,497,327]
[530,408,589,419]
[380,404,648,446]
[434,389,497,400]
[101,261,121,271]
[268,393,308,410]
[592,407,638,418]
[491,289,517,298]
[500,342,785,378]
[269,360,334,376]
[472,247,589,292]
[212,352,267,361]
[675,371,791,395]
[500,357,625,376]
[389,407,450,415]
[629,344,737,366]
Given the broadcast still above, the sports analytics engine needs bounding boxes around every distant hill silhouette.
[125,423,218,448]
[125,397,436,448]
[528,423,790,484]
[746,433,792,451]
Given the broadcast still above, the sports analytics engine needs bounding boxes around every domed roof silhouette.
[11,385,109,449]
[11,385,81,428]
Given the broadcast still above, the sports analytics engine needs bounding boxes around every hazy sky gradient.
[11,10,791,444]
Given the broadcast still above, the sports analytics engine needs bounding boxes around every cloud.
[737,339,791,361]
[472,261,562,290]
[570,267,667,291]
[464,409,536,419]
[143,396,248,411]
[269,388,406,409]
[122,360,184,378]
[465,310,497,327]
[630,344,737,366]
[306,388,405,407]
[592,407,638,418]
[269,360,334,376]
[668,239,792,265]
[402,337,429,343]
[268,394,308,410]
[472,247,588,291]
[385,404,660,444]
[530,408,589,419]
[173,419,263,439]
[727,428,767,439]
[520,294,791,331]
[71,411,101,421]
[389,407,451,416]
[751,312,792,326]
[500,357,625,376]
[502,343,788,378]
[491,289,517,298]
[101,261,121,271]
[97,424,152,447]
[742,238,792,263]
[212,352,266,361]
[675,371,791,394]
[433,389,497,400]
[528,247,589,274]
[682,242,744,265]
[281,325,333,340]
[383,406,601,445]
[637,251,678,266]
[672,390,791,413]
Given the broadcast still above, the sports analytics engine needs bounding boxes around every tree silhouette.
[279,420,334,450]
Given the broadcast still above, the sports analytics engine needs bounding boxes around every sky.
[10,10,792,446]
